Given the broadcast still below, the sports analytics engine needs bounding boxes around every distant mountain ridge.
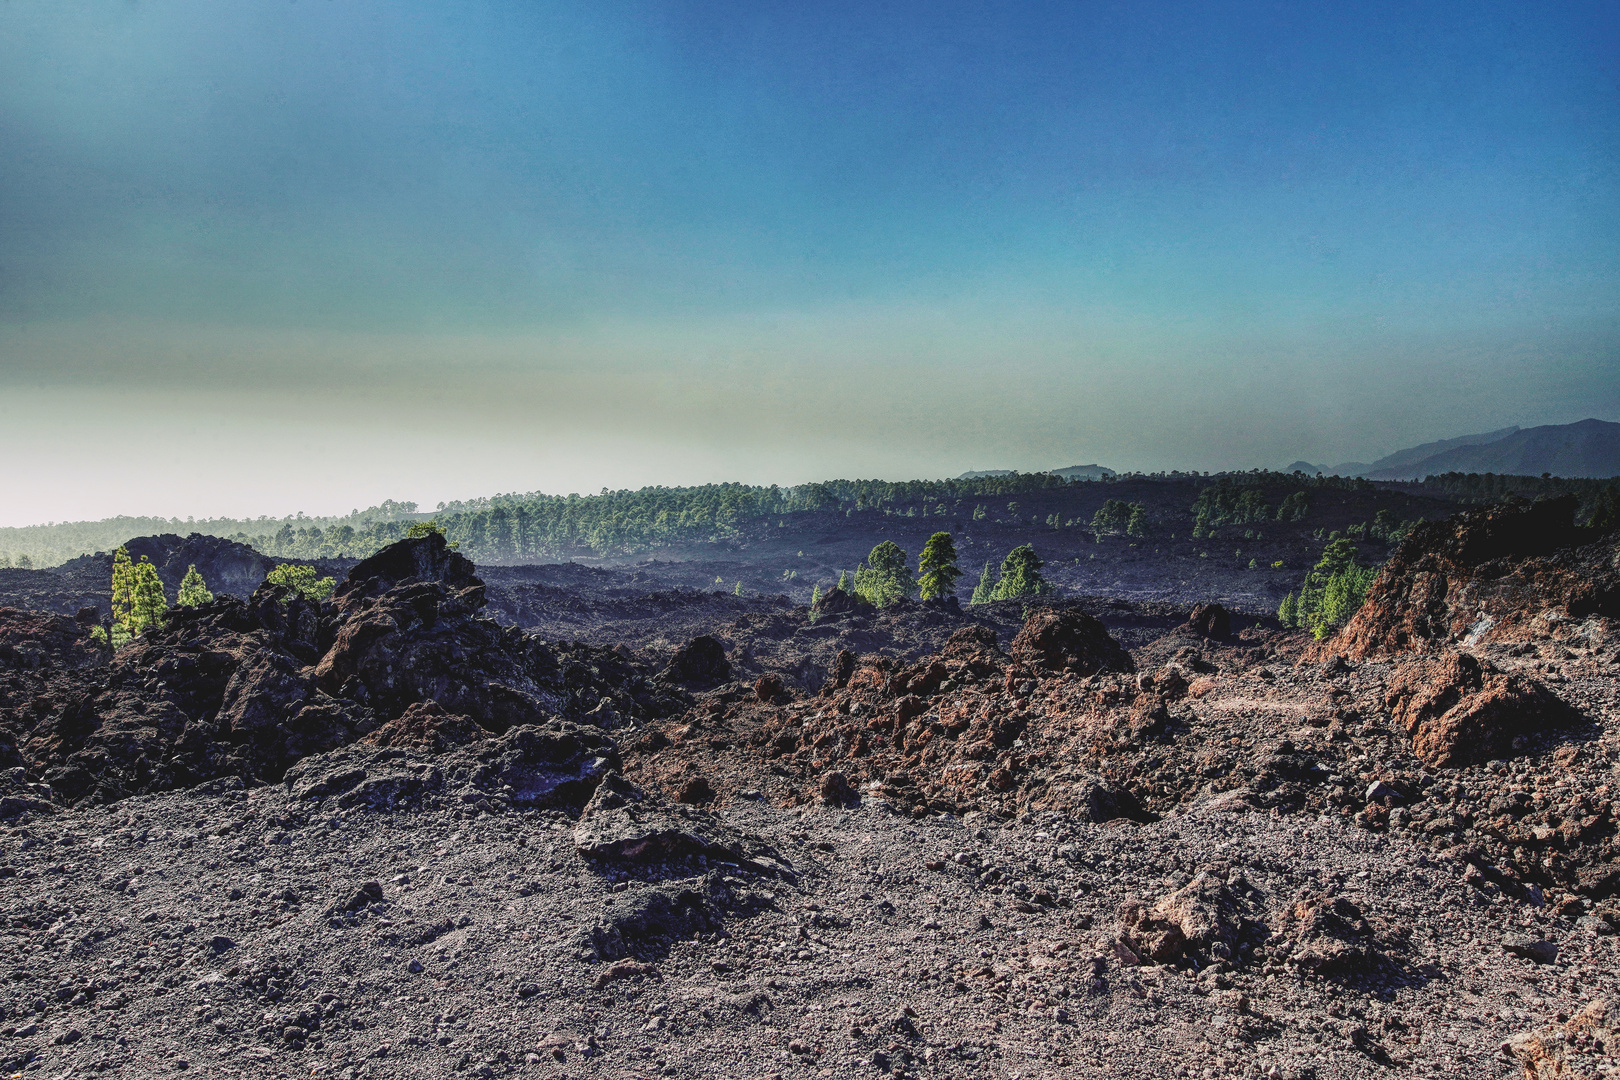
[957,464,1116,481]
[1288,419,1620,480]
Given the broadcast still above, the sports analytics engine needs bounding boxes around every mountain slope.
[1367,418,1620,479]
[1364,426,1520,474]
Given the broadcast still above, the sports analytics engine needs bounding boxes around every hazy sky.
[2,1,1617,525]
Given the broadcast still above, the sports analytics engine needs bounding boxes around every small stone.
[407,959,424,974]
[207,936,235,953]
[1502,934,1558,964]
[1365,780,1400,803]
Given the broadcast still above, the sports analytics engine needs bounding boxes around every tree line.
[815,532,1053,609]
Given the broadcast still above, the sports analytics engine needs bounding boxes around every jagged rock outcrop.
[573,773,793,877]
[1326,496,1620,659]
[1,533,676,806]
[56,533,280,601]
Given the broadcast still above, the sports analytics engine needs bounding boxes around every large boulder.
[1184,603,1231,639]
[1010,609,1134,675]
[1385,651,1568,768]
[658,636,730,690]
[573,772,793,877]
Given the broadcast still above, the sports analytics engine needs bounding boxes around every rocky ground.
[1,499,1618,1078]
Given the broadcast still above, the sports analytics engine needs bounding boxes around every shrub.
[265,564,336,602]
[1291,538,1375,639]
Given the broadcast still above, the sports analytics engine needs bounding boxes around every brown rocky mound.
[1009,608,1135,674]
[1184,601,1232,639]
[1385,651,1571,768]
[627,616,1168,819]
[360,700,491,751]
[1325,495,1620,659]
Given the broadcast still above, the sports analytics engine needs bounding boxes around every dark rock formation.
[284,719,619,812]
[807,586,875,621]
[658,635,730,690]
[573,773,792,876]
[1185,602,1231,639]
[55,533,279,603]
[1,533,674,806]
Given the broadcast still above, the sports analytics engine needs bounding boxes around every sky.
[1,0,1617,525]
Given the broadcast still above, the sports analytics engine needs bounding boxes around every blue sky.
[1,1,1616,522]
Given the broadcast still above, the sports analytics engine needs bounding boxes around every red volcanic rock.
[1325,496,1619,659]
[361,700,492,752]
[1384,651,1567,768]
[1009,608,1134,675]
[1185,603,1231,639]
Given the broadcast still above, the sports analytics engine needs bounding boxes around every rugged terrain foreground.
[1,503,1618,1079]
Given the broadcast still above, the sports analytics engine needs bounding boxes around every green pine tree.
[1278,592,1298,627]
[916,532,962,601]
[176,564,213,607]
[110,547,137,634]
[969,562,995,605]
[991,544,1050,600]
[733,581,743,596]
[836,570,850,593]
[1126,504,1149,537]
[130,557,168,634]
[853,541,914,607]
